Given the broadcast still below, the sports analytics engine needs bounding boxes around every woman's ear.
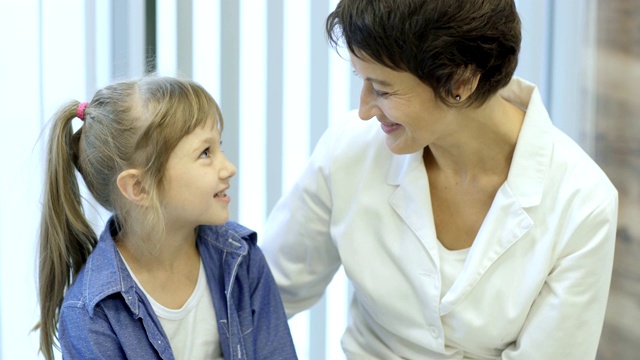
[116,169,148,205]
[452,67,480,101]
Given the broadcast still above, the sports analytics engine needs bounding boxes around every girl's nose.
[219,153,237,180]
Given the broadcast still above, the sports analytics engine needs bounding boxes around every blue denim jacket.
[58,217,297,359]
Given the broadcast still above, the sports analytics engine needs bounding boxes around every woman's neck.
[425,94,525,182]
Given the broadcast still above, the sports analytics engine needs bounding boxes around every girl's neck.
[116,226,200,273]
[116,227,201,310]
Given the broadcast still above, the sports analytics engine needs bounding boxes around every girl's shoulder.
[197,222,258,253]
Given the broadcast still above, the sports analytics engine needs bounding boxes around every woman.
[262,0,618,359]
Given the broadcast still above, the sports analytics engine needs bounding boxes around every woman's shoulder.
[549,127,616,196]
[525,127,618,221]
[512,89,616,207]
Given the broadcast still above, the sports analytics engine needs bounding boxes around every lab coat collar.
[440,183,533,314]
[500,77,553,208]
[386,77,550,314]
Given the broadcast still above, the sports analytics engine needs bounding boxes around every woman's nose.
[358,82,380,120]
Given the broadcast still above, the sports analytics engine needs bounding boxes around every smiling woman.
[349,52,507,157]
[261,1,619,359]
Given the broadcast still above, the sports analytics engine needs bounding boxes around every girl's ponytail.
[36,101,97,360]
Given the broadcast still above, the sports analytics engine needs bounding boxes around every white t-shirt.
[436,241,470,300]
[120,255,222,359]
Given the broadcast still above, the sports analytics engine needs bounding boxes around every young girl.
[35,76,297,359]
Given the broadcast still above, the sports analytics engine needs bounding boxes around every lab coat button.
[429,326,438,338]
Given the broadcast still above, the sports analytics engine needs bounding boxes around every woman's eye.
[373,89,389,98]
[200,147,210,158]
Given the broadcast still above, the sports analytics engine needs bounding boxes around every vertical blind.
[0,1,596,359]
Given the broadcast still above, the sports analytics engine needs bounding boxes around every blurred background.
[0,0,637,359]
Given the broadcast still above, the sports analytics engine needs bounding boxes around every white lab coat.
[262,78,618,359]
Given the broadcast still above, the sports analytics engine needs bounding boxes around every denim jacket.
[58,217,297,359]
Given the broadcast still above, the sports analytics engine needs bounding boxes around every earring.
[455,94,462,101]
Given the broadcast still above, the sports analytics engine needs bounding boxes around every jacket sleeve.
[261,126,342,318]
[58,303,128,359]
[247,243,299,359]
[502,193,618,360]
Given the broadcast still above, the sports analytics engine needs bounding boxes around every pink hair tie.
[77,102,88,121]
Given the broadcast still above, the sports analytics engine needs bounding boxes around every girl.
[36,76,297,359]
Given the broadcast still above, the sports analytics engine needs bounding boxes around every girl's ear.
[116,169,148,205]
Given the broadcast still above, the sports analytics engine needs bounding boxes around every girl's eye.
[200,147,210,158]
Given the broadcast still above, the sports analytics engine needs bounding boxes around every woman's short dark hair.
[326,0,521,107]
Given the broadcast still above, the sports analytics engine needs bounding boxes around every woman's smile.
[379,120,402,134]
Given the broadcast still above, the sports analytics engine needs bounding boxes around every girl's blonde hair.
[35,76,223,359]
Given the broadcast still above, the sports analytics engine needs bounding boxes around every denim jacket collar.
[82,218,137,316]
[83,217,255,316]
[198,221,255,256]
